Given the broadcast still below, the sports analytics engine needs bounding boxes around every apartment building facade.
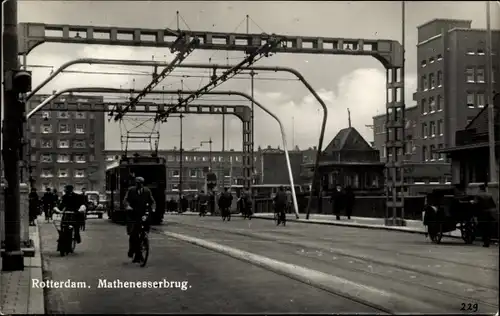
[27,94,106,192]
[372,18,499,183]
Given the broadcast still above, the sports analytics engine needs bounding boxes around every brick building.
[26,94,106,192]
[372,18,500,183]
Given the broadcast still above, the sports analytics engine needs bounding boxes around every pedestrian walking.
[344,185,355,220]
[330,185,345,220]
[29,188,40,226]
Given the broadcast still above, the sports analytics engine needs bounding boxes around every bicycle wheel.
[70,228,77,253]
[139,234,149,267]
[282,212,286,226]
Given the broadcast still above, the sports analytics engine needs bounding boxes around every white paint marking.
[160,230,438,313]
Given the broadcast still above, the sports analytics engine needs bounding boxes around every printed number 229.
[461,303,478,312]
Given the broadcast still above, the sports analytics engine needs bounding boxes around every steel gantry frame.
[18,22,405,225]
[27,87,299,217]
[25,58,328,219]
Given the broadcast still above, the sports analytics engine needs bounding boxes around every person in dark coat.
[124,176,156,262]
[180,195,188,213]
[344,186,355,220]
[29,188,40,226]
[42,187,56,222]
[57,185,86,244]
[330,185,345,220]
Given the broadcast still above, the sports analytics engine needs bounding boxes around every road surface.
[38,214,498,313]
[38,217,378,314]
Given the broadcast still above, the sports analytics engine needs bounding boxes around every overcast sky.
[17,1,500,151]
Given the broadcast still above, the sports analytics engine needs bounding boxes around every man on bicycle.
[57,185,85,244]
[124,177,156,262]
[273,186,287,220]
[219,187,233,219]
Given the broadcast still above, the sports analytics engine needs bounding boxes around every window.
[437,120,444,136]
[466,49,475,55]
[184,155,191,162]
[167,155,174,162]
[438,144,444,160]
[437,54,443,61]
[430,145,437,160]
[492,68,496,83]
[58,140,70,148]
[89,113,95,119]
[212,156,217,162]
[190,169,197,178]
[429,73,435,89]
[477,48,485,55]
[41,124,52,134]
[73,140,86,148]
[172,184,179,191]
[75,112,86,119]
[421,60,427,68]
[381,145,386,158]
[41,169,53,178]
[477,93,485,108]
[59,183,68,192]
[476,67,485,83]
[235,156,241,162]
[175,155,180,162]
[75,154,86,163]
[422,146,428,161]
[89,155,95,162]
[422,123,428,138]
[467,93,475,108]
[74,169,85,178]
[41,140,52,148]
[31,154,37,162]
[437,95,443,111]
[58,169,69,178]
[58,123,70,133]
[42,111,50,119]
[57,154,70,163]
[41,154,52,163]
[430,121,436,136]
[57,111,69,119]
[466,68,475,82]
[218,156,224,162]
[30,125,36,133]
[421,75,428,91]
[437,71,443,87]
[202,156,208,162]
[172,170,179,177]
[75,124,85,134]
[193,156,200,162]
[429,97,436,112]
[429,57,435,64]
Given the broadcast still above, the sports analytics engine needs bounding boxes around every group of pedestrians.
[28,187,59,226]
[166,196,188,213]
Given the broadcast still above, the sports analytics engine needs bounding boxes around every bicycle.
[133,212,150,267]
[53,212,77,256]
[221,207,231,221]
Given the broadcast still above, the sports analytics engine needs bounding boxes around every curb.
[154,229,438,314]
[28,223,45,314]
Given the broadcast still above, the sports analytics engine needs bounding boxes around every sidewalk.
[170,211,463,238]
[0,222,45,314]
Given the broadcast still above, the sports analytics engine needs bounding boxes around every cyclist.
[124,176,156,263]
[240,188,253,218]
[198,190,208,216]
[55,185,86,245]
[273,186,287,222]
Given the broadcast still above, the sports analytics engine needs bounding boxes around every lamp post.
[485,0,497,183]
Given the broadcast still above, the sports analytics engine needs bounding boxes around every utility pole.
[179,113,184,199]
[247,15,255,188]
[222,113,225,189]
[2,0,24,271]
[485,0,497,183]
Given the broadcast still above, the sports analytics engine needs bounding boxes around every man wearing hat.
[124,176,156,262]
[58,184,86,244]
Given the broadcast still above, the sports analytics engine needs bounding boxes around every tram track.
[160,220,499,311]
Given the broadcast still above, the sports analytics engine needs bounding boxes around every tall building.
[26,94,106,192]
[103,149,262,192]
[372,18,500,183]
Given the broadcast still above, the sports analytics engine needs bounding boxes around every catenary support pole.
[2,0,24,271]
[28,87,300,218]
[485,0,497,183]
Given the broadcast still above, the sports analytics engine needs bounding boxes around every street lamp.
[200,138,213,171]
